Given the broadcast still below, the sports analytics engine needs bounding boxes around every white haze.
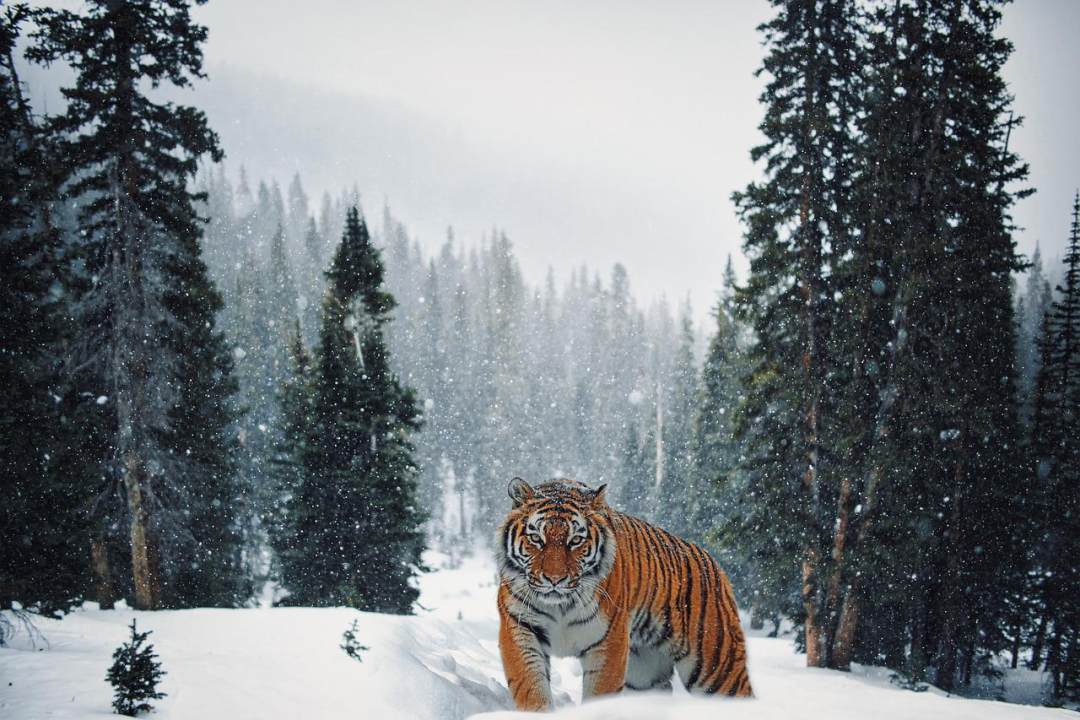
[23,0,1080,313]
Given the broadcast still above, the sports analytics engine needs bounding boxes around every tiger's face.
[496,477,615,605]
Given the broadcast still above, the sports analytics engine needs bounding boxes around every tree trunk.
[830,464,886,670]
[798,163,826,668]
[959,617,977,686]
[1047,626,1064,699]
[935,447,968,694]
[824,474,854,667]
[124,452,161,610]
[1062,631,1078,699]
[1029,611,1048,670]
[105,7,162,612]
[1010,620,1021,669]
[909,593,929,684]
[803,550,825,666]
[89,537,116,610]
[831,577,861,670]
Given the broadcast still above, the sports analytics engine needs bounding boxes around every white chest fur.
[505,584,610,658]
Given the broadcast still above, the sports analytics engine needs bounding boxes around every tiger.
[495,477,752,711]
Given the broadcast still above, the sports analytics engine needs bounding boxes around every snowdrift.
[0,552,1065,719]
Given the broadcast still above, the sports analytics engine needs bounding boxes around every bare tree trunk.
[803,551,825,666]
[124,452,160,610]
[824,473,854,664]
[89,537,116,610]
[829,448,891,669]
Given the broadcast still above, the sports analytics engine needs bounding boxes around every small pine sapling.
[106,620,166,716]
[340,619,369,662]
[888,670,929,693]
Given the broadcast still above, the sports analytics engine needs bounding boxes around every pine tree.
[106,619,166,716]
[731,0,861,667]
[618,424,653,519]
[275,207,424,612]
[157,234,248,607]
[655,304,697,537]
[28,0,241,609]
[267,320,314,586]
[1031,194,1080,702]
[730,0,1030,680]
[286,172,309,246]
[1018,244,1053,425]
[267,222,300,371]
[696,259,750,561]
[826,0,1029,682]
[0,4,92,619]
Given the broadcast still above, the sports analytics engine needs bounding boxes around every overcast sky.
[30,1,1080,316]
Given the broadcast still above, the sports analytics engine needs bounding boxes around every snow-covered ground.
[0,550,1068,719]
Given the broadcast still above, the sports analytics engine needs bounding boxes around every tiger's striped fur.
[495,477,752,711]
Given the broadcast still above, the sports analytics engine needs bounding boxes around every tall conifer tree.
[0,5,92,618]
[29,0,242,609]
[275,208,424,612]
[731,0,861,667]
[1030,195,1080,701]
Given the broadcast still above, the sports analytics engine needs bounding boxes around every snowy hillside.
[0,551,1066,720]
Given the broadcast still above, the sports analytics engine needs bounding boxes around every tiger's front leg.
[580,610,630,700]
[498,591,553,711]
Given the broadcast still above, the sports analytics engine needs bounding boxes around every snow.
[0,550,1063,720]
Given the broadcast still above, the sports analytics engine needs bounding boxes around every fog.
[23,0,1080,311]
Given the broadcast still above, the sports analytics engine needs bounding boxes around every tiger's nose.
[540,572,568,586]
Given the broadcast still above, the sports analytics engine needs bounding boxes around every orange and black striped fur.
[495,477,752,711]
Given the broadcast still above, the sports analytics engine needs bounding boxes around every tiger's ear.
[508,477,535,507]
[590,484,608,509]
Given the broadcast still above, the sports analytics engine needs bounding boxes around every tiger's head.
[496,477,616,605]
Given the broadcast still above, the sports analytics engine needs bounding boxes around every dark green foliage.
[340,619,369,662]
[157,234,249,607]
[28,0,246,609]
[274,207,425,613]
[727,0,862,665]
[889,671,929,693]
[1028,195,1080,702]
[618,424,653,520]
[0,4,91,618]
[699,263,782,617]
[720,0,1033,688]
[655,308,698,538]
[106,620,166,716]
